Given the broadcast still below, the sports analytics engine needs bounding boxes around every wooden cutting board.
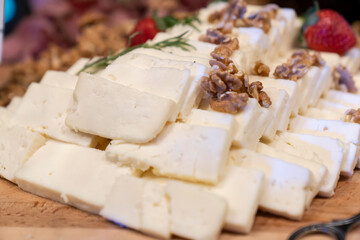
[1,171,360,240]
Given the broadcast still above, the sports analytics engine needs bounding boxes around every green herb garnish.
[77,31,195,74]
[153,10,201,32]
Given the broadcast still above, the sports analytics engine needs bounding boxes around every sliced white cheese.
[268,132,344,197]
[40,70,78,90]
[0,124,46,182]
[15,140,136,214]
[289,115,360,176]
[0,107,12,124]
[309,65,332,106]
[303,107,343,121]
[106,123,231,184]
[298,67,322,114]
[101,64,191,121]
[66,57,90,75]
[230,149,310,220]
[101,176,227,240]
[112,52,207,119]
[6,96,22,112]
[256,143,327,208]
[11,83,95,147]
[316,99,348,114]
[324,90,360,107]
[340,47,360,73]
[66,73,175,143]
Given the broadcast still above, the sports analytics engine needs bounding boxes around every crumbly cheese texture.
[15,141,136,214]
[256,143,327,208]
[11,83,95,147]
[112,52,207,119]
[0,124,46,183]
[40,70,78,90]
[268,132,344,197]
[230,149,311,220]
[106,123,232,184]
[66,73,175,143]
[100,176,227,240]
[101,61,191,121]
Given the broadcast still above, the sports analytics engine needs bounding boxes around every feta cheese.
[106,123,232,184]
[11,83,95,147]
[230,149,311,220]
[340,47,360,73]
[66,58,90,75]
[66,73,175,143]
[303,107,343,121]
[316,99,348,114]
[256,143,327,208]
[298,67,321,114]
[0,124,46,182]
[324,90,360,107]
[0,107,12,124]
[101,64,191,121]
[268,132,344,197]
[40,70,78,90]
[15,141,136,214]
[309,65,332,106]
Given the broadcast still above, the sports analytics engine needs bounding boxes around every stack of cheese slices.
[2,1,360,239]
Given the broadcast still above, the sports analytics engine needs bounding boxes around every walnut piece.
[210,45,234,64]
[273,64,291,79]
[198,28,230,45]
[245,12,272,33]
[248,81,271,108]
[345,108,360,123]
[333,65,358,93]
[210,92,248,113]
[253,60,270,76]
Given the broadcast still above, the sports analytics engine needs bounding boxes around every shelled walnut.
[333,65,358,93]
[344,108,360,124]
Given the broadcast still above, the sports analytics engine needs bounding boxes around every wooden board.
[1,171,360,240]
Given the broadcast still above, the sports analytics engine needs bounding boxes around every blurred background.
[0,0,360,106]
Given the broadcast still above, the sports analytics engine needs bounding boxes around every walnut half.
[253,60,270,77]
[210,91,248,113]
[344,108,360,124]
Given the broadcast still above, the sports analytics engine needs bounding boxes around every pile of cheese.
[1,2,360,239]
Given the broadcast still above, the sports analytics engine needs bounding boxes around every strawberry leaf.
[301,0,320,33]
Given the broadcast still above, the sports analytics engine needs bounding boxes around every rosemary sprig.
[77,31,195,74]
[153,10,201,32]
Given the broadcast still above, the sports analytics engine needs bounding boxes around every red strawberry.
[129,18,160,47]
[304,9,357,55]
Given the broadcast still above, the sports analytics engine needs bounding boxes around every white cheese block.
[101,64,191,121]
[316,99,348,114]
[354,72,360,91]
[340,47,360,73]
[260,88,289,140]
[0,124,46,182]
[0,107,12,124]
[6,96,22,112]
[106,122,231,184]
[298,67,322,114]
[101,176,227,240]
[289,116,360,176]
[268,132,344,197]
[66,73,175,143]
[185,108,238,143]
[303,107,343,121]
[309,65,332,106]
[324,90,360,107]
[230,149,310,220]
[289,115,360,145]
[318,51,341,68]
[112,52,207,118]
[166,180,227,240]
[11,83,95,147]
[40,70,78,90]
[256,143,327,208]
[15,141,136,214]
[209,166,264,233]
[249,76,300,130]
[66,57,90,75]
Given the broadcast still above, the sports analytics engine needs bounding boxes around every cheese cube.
[340,47,360,73]
[0,124,46,182]
[230,149,311,220]
[15,141,136,214]
[66,73,175,143]
[112,53,207,118]
[316,99,348,114]
[106,123,231,184]
[256,143,327,208]
[309,65,332,106]
[268,132,344,197]
[324,90,360,107]
[318,51,341,68]
[101,64,191,121]
[298,67,322,114]
[0,107,12,124]
[6,96,22,112]
[11,83,95,147]
[66,57,90,75]
[40,70,78,90]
